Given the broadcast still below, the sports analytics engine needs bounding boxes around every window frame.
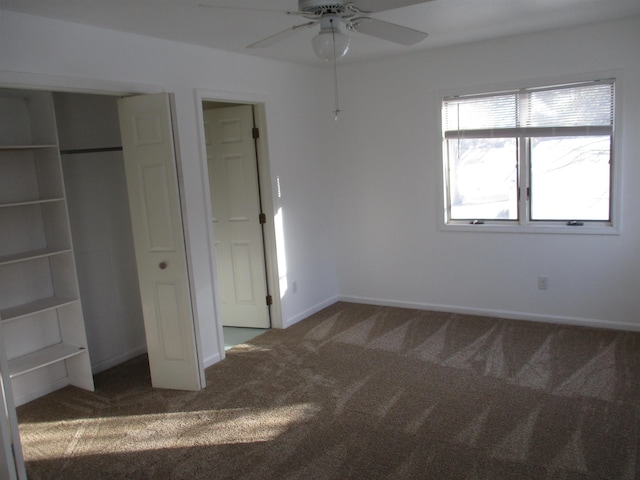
[438,73,622,235]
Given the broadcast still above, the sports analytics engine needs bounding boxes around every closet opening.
[1,85,220,478]
[54,92,148,377]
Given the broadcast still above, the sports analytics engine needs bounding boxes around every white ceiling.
[2,0,640,65]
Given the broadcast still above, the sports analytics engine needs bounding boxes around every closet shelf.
[8,343,86,378]
[0,296,78,323]
[0,197,65,209]
[0,247,72,266]
[0,144,58,151]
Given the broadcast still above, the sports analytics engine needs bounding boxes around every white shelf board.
[0,145,58,151]
[8,343,86,378]
[0,197,65,208]
[0,296,77,323]
[0,247,71,266]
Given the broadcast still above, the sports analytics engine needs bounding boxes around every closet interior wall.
[54,92,146,374]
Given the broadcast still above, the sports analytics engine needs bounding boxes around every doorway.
[202,101,272,337]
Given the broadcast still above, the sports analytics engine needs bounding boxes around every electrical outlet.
[538,276,548,290]
[292,280,298,294]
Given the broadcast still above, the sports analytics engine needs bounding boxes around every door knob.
[159,261,168,270]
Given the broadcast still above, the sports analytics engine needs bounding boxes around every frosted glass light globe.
[312,28,350,61]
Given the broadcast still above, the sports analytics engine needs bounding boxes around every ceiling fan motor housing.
[299,0,347,15]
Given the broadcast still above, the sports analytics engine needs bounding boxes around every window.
[442,79,615,230]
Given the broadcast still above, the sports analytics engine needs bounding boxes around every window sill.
[440,222,620,235]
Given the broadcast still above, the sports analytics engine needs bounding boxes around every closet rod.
[59,146,123,155]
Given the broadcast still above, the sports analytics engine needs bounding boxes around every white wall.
[0,10,339,366]
[330,17,640,330]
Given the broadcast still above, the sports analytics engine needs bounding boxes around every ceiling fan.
[202,0,432,118]
[204,0,432,61]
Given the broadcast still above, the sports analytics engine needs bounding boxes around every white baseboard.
[91,345,148,375]
[13,378,70,407]
[203,352,222,370]
[338,295,640,332]
[282,295,341,329]
[92,344,222,382]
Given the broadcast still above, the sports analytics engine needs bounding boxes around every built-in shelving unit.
[0,89,94,406]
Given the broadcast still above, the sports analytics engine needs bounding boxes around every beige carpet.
[16,302,640,479]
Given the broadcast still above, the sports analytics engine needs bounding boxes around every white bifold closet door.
[118,93,204,391]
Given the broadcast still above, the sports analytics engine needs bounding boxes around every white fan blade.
[198,4,284,14]
[247,21,318,49]
[199,4,308,16]
[352,0,434,13]
[349,17,427,45]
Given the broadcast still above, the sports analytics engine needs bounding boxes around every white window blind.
[443,79,614,139]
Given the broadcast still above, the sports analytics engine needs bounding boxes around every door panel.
[155,282,186,360]
[204,105,270,328]
[140,163,176,250]
[118,93,202,391]
[231,241,255,303]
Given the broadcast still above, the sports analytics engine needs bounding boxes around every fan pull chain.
[331,18,341,121]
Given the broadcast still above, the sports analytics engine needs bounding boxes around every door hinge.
[266,295,273,306]
[259,213,266,224]
[252,127,260,139]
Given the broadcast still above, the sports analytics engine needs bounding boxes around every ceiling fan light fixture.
[311,21,350,61]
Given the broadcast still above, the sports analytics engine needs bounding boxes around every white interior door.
[204,105,270,328]
[117,93,202,391]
